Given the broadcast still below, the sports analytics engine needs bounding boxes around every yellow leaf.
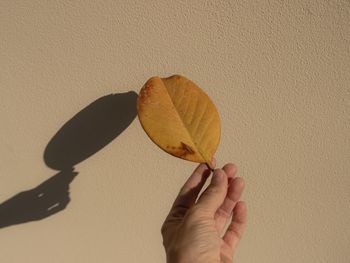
[137,75,220,169]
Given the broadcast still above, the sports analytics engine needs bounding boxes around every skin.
[161,160,247,263]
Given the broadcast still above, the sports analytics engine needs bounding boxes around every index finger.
[168,159,216,218]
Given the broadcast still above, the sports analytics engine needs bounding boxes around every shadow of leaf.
[0,91,138,229]
[44,92,138,170]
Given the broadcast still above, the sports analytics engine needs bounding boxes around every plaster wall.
[1,1,349,262]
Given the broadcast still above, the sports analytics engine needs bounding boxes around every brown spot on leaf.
[180,142,195,155]
[138,85,152,107]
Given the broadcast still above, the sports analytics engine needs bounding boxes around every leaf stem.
[206,162,214,172]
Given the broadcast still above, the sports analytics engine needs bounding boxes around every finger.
[195,169,228,215]
[169,159,216,218]
[215,176,244,233]
[222,201,247,252]
[222,163,237,185]
[219,164,241,217]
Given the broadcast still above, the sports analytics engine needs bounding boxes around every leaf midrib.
[162,80,208,164]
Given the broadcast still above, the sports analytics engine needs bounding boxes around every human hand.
[161,161,247,263]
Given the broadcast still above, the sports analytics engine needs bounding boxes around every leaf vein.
[197,114,216,145]
[187,95,199,125]
[191,99,209,138]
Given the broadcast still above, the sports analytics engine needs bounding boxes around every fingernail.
[211,157,216,168]
[212,169,223,184]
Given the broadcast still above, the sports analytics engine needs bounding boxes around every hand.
[161,161,247,263]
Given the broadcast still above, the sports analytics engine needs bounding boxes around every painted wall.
[1,1,349,262]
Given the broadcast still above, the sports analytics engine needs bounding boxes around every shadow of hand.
[0,91,138,229]
[0,170,77,228]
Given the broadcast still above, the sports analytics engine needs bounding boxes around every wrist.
[166,247,191,263]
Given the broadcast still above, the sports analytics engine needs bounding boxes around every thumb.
[196,169,228,215]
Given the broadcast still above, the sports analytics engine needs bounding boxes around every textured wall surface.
[1,1,349,262]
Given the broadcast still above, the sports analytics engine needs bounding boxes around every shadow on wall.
[0,92,138,229]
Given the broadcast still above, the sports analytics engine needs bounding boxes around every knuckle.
[204,186,221,196]
[187,205,211,220]
[160,221,169,237]
[187,206,202,218]
[216,207,231,218]
[179,185,187,194]
[166,206,189,220]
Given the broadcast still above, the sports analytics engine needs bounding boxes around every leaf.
[137,75,221,169]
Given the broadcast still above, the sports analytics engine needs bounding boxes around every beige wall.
[1,1,349,262]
